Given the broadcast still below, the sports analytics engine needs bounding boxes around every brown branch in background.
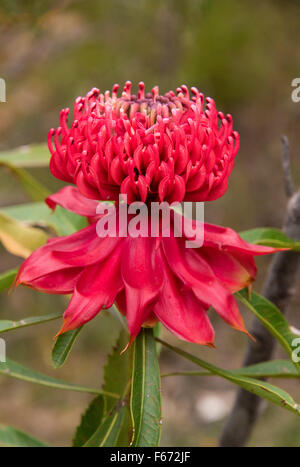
[220,137,300,447]
[281,135,294,198]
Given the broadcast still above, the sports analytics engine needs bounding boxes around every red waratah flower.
[16,83,279,346]
[48,82,239,204]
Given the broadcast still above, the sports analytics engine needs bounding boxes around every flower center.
[113,81,191,122]
[48,82,240,206]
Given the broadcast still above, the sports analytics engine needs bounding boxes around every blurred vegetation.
[0,0,300,446]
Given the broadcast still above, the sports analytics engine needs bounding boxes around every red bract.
[48,82,239,204]
[16,186,279,346]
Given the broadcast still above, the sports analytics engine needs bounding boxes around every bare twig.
[220,138,300,447]
[281,135,294,198]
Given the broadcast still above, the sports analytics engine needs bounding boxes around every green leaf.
[0,211,48,258]
[52,327,83,368]
[103,329,132,446]
[236,289,300,373]
[239,227,300,250]
[162,359,300,379]
[2,202,87,236]
[77,330,132,448]
[117,406,132,447]
[103,329,131,413]
[153,322,163,355]
[52,205,88,235]
[83,404,126,447]
[130,328,162,447]
[0,144,50,168]
[157,338,300,417]
[0,425,49,447]
[0,359,118,397]
[73,396,105,447]
[0,311,62,333]
[0,161,50,201]
[0,268,17,293]
[233,359,300,378]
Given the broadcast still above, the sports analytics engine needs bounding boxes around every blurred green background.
[0,0,300,446]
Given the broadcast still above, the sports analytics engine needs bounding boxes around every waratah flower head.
[48,82,239,204]
[16,82,281,347]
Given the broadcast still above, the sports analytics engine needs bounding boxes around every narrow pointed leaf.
[162,359,300,379]
[83,405,126,447]
[0,268,17,293]
[117,407,132,447]
[0,359,118,397]
[239,227,300,250]
[103,329,131,413]
[2,202,87,236]
[52,205,88,235]
[0,144,50,168]
[0,312,62,334]
[130,328,162,447]
[236,289,300,373]
[157,338,300,417]
[52,326,83,368]
[0,211,48,258]
[154,322,163,355]
[103,329,132,446]
[232,359,300,378]
[73,396,105,447]
[0,425,49,447]
[0,161,50,201]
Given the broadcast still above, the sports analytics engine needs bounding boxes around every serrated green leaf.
[0,311,62,333]
[103,329,131,413]
[239,227,300,250]
[130,328,162,447]
[0,268,17,293]
[77,330,132,448]
[103,329,132,446]
[236,289,300,373]
[73,396,105,447]
[52,326,83,368]
[0,359,118,397]
[157,338,300,417]
[0,144,50,168]
[0,425,49,447]
[83,404,126,447]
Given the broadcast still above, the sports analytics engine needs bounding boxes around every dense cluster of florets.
[48,82,239,204]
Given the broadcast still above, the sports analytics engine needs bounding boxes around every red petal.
[53,231,122,267]
[203,223,284,255]
[162,235,247,333]
[16,224,118,285]
[49,151,72,183]
[175,212,285,256]
[154,249,214,345]
[57,243,124,334]
[28,267,82,294]
[121,237,163,339]
[75,170,102,200]
[46,186,99,217]
[199,247,256,293]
